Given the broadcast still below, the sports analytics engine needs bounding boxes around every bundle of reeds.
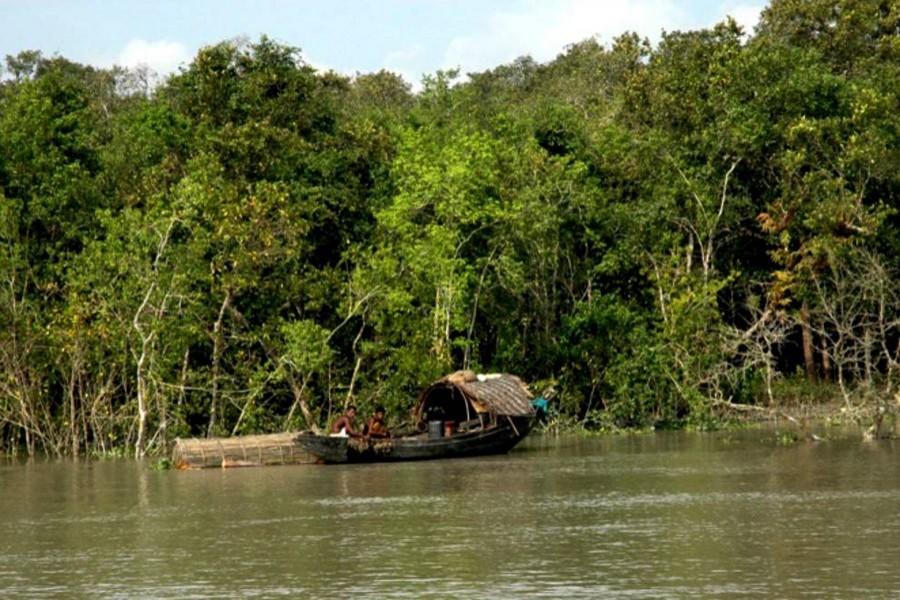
[171,432,317,469]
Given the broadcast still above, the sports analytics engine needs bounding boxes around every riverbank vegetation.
[1,0,898,456]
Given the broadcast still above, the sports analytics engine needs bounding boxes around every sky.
[1,0,766,87]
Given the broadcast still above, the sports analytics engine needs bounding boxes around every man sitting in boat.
[330,406,361,437]
[364,406,390,439]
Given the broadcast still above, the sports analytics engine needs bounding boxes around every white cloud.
[438,0,765,76]
[381,44,427,90]
[301,52,342,76]
[724,3,764,36]
[117,38,191,76]
[440,0,685,75]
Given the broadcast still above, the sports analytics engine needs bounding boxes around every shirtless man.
[330,406,360,437]
[365,406,390,439]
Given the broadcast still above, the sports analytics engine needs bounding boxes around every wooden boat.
[296,371,536,463]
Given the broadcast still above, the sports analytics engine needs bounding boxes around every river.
[2,428,899,598]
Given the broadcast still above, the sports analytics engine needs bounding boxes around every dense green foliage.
[2,2,899,456]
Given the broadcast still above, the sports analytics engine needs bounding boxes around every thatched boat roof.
[416,371,534,418]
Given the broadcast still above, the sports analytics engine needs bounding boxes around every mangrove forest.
[1,0,899,456]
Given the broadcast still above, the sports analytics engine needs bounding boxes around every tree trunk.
[819,332,831,381]
[67,357,80,457]
[135,336,150,458]
[133,281,157,459]
[800,302,816,382]
[286,374,318,433]
[208,290,231,438]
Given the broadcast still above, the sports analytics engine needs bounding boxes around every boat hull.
[296,416,533,464]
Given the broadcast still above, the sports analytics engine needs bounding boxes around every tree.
[757,0,900,76]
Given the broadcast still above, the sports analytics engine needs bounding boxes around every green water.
[2,430,899,598]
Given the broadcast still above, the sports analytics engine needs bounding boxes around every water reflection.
[2,430,899,598]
